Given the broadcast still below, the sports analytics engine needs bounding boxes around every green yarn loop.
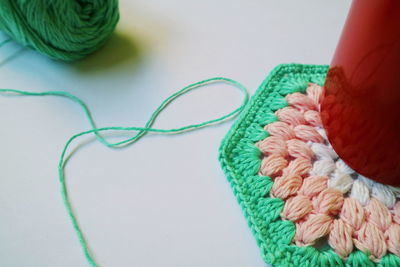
[0,77,249,266]
[0,0,119,61]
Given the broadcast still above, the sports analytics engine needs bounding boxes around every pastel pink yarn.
[258,83,400,261]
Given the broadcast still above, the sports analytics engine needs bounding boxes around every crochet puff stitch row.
[219,64,400,267]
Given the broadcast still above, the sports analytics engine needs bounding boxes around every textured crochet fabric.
[219,64,400,267]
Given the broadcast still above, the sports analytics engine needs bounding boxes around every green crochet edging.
[219,64,400,267]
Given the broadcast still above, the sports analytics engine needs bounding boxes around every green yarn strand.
[0,0,119,61]
[0,77,249,266]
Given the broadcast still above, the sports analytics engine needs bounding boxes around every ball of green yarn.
[0,0,119,61]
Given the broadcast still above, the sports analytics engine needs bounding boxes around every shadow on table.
[72,31,144,73]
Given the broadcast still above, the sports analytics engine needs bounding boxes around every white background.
[0,1,351,266]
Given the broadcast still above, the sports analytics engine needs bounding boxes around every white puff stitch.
[310,158,336,177]
[328,170,354,194]
[308,127,400,208]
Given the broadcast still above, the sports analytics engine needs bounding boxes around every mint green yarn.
[219,64,400,267]
[219,64,331,267]
[0,77,249,266]
[0,0,119,61]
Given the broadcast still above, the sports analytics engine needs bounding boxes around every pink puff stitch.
[258,83,400,261]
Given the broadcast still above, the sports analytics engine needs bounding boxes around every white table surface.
[0,1,351,266]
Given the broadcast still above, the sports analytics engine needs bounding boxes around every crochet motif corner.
[219,64,400,267]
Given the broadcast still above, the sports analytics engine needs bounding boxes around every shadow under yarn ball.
[73,31,143,73]
[0,0,120,61]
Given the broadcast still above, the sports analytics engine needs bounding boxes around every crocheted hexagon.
[219,64,400,267]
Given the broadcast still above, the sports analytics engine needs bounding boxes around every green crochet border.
[219,64,400,267]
